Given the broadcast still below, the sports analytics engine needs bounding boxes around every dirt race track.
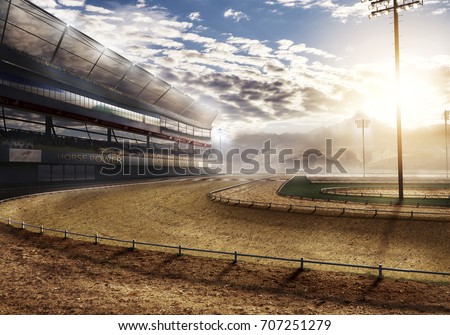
[0,176,449,314]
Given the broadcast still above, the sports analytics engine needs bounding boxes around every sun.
[362,65,444,128]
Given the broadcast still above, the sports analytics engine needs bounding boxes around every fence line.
[207,192,450,221]
[1,216,448,280]
[320,187,450,199]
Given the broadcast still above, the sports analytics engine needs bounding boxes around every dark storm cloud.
[219,93,274,120]
[173,69,341,123]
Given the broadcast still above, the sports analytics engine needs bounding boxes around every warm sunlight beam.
[363,65,445,128]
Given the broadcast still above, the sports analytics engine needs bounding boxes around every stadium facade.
[0,0,217,185]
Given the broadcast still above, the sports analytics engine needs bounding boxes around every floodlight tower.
[355,117,370,177]
[361,0,423,200]
[445,110,449,178]
[218,128,224,152]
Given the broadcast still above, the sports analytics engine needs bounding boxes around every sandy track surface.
[1,224,449,315]
[0,176,449,314]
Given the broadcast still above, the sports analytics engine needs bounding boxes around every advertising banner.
[9,148,42,163]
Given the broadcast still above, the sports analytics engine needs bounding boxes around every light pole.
[218,128,224,152]
[445,110,449,178]
[361,0,423,200]
[355,117,370,178]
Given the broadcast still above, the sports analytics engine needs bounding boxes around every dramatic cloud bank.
[32,1,449,136]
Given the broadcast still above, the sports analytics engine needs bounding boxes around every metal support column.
[45,115,53,137]
[445,110,449,178]
[0,0,12,46]
[393,0,404,200]
[1,106,7,131]
[50,26,69,64]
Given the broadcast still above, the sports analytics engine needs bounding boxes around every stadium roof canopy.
[0,0,217,127]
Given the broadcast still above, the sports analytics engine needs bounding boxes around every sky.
[30,0,450,137]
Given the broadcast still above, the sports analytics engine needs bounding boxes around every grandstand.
[0,0,217,185]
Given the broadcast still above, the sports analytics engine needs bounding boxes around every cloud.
[431,8,448,15]
[182,33,216,46]
[267,0,450,23]
[226,36,273,57]
[136,0,146,9]
[58,0,84,6]
[277,39,336,59]
[30,0,59,9]
[187,12,202,21]
[277,39,294,50]
[224,9,250,22]
[85,5,114,15]
[265,0,378,22]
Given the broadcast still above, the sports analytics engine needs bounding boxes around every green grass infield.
[279,176,450,207]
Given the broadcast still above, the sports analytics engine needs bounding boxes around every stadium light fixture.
[445,110,449,178]
[355,117,370,178]
[218,128,224,152]
[361,0,423,200]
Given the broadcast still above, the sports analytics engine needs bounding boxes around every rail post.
[178,245,182,256]
[378,264,383,279]
[39,225,44,234]
[21,221,25,230]
[300,257,304,271]
[94,234,99,245]
[7,217,11,226]
[132,239,136,250]
[233,251,238,264]
[64,230,68,239]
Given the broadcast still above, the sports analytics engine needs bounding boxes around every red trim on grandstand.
[0,96,211,148]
